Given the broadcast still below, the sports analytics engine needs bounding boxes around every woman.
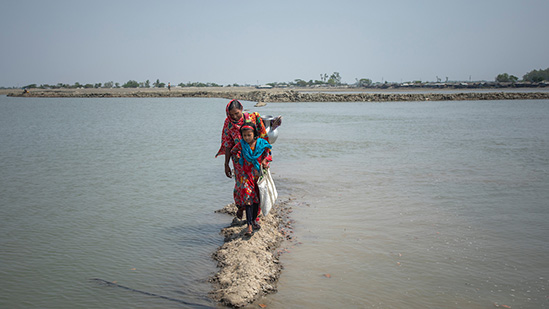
[216,99,270,220]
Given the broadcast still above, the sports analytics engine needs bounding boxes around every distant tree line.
[21,79,228,90]
[18,68,548,90]
[19,72,367,89]
[22,79,170,90]
[495,73,518,83]
[496,67,549,83]
[281,72,348,88]
[22,72,356,89]
[522,68,549,82]
[178,81,222,87]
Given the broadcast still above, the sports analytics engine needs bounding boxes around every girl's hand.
[261,159,270,169]
[225,163,232,178]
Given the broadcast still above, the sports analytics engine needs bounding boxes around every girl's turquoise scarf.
[240,138,272,171]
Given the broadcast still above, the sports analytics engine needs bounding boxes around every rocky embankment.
[249,90,549,102]
[7,88,549,102]
[211,200,296,308]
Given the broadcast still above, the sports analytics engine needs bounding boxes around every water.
[0,97,233,308]
[1,96,548,308]
[265,100,549,308]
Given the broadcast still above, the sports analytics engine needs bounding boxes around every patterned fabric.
[216,101,270,207]
[239,138,272,172]
[231,141,272,205]
[215,112,268,158]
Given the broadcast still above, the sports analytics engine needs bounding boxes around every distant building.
[256,84,273,89]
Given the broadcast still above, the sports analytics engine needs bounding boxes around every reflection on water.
[1,97,548,308]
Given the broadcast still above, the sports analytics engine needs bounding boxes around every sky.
[1,0,548,87]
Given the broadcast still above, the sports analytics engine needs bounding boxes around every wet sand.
[211,200,296,307]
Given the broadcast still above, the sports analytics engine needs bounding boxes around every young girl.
[231,122,272,236]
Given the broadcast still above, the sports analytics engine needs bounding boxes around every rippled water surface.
[267,100,549,308]
[0,97,234,308]
[1,96,548,308]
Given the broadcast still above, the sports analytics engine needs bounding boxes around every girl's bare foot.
[245,225,253,236]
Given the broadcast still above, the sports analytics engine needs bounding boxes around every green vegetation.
[356,78,372,87]
[23,82,108,89]
[178,81,222,87]
[523,68,549,82]
[495,73,518,83]
[327,72,342,86]
[122,80,140,88]
[289,72,344,86]
[13,67,549,90]
[495,68,548,83]
[153,79,165,88]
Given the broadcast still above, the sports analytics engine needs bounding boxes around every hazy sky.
[1,0,548,87]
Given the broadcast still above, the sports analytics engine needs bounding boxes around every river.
[1,96,548,308]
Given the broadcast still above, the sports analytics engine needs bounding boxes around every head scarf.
[239,138,272,171]
[215,100,261,158]
[226,99,245,127]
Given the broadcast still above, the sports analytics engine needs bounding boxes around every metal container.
[261,115,279,144]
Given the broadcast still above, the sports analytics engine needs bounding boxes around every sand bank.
[5,87,549,102]
[211,200,296,307]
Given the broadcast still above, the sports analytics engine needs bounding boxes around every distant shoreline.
[3,87,549,102]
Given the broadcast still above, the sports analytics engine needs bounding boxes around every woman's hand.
[224,148,233,178]
[225,163,232,178]
[261,159,270,169]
